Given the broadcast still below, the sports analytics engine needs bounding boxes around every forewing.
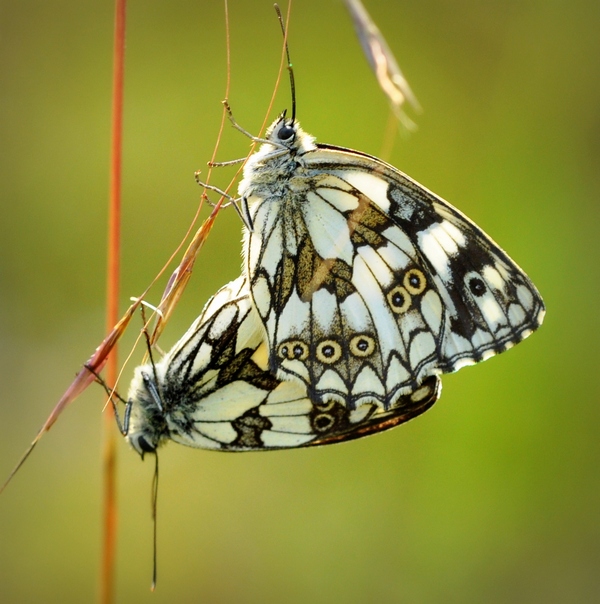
[315,145,545,366]
[246,146,544,409]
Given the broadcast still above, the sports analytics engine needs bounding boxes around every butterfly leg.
[194,171,252,229]
[207,157,246,167]
[241,196,253,232]
[222,100,290,153]
[84,363,129,436]
[222,100,272,145]
[194,171,238,203]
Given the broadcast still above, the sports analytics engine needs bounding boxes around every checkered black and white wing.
[240,118,544,410]
[126,276,441,454]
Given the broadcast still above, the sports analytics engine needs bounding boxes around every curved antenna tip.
[273,4,296,123]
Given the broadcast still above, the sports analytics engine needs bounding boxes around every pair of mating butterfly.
[124,105,545,456]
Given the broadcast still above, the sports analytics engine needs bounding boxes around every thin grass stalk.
[102,1,126,602]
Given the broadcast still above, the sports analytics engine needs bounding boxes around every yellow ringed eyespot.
[403,268,427,295]
[313,413,336,432]
[316,339,342,364]
[387,285,411,313]
[277,340,309,361]
[349,334,376,357]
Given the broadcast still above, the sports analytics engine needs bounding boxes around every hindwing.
[126,276,441,453]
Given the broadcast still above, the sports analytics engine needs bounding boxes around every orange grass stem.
[102,0,127,602]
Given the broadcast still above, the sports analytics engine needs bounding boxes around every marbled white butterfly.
[126,276,440,453]
[237,115,545,410]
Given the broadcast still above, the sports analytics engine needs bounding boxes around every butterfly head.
[263,111,315,155]
[126,366,168,458]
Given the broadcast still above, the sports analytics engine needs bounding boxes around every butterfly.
[237,114,545,411]
[125,276,441,454]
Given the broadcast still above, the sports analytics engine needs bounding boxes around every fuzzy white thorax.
[237,117,317,202]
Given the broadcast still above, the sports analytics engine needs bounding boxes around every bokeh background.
[1,0,598,602]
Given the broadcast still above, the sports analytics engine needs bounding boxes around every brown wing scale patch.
[347,192,389,247]
[296,234,354,302]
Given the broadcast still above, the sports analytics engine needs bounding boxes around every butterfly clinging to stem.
[200,8,545,424]
[134,5,545,455]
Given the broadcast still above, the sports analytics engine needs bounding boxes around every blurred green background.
[1,0,598,602]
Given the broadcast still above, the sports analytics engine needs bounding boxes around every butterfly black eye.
[277,124,295,142]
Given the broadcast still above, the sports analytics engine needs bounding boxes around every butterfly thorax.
[238,117,316,203]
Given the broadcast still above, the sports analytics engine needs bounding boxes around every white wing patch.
[315,184,360,212]
[304,191,354,264]
[337,170,391,213]
[189,382,266,420]
[418,222,457,279]
[250,273,271,319]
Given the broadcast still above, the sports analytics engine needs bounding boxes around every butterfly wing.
[127,276,440,453]
[312,144,545,363]
[306,374,440,447]
[245,143,544,409]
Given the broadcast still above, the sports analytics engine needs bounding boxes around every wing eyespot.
[403,268,427,295]
[316,339,343,364]
[349,334,376,357]
[468,277,486,297]
[277,340,309,361]
[313,413,336,432]
[387,285,411,314]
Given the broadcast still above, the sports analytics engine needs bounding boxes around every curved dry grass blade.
[2,0,297,497]
[343,0,420,124]
[0,299,139,495]
[150,201,222,345]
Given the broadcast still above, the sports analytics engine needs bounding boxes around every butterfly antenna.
[274,4,296,123]
[150,452,159,591]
